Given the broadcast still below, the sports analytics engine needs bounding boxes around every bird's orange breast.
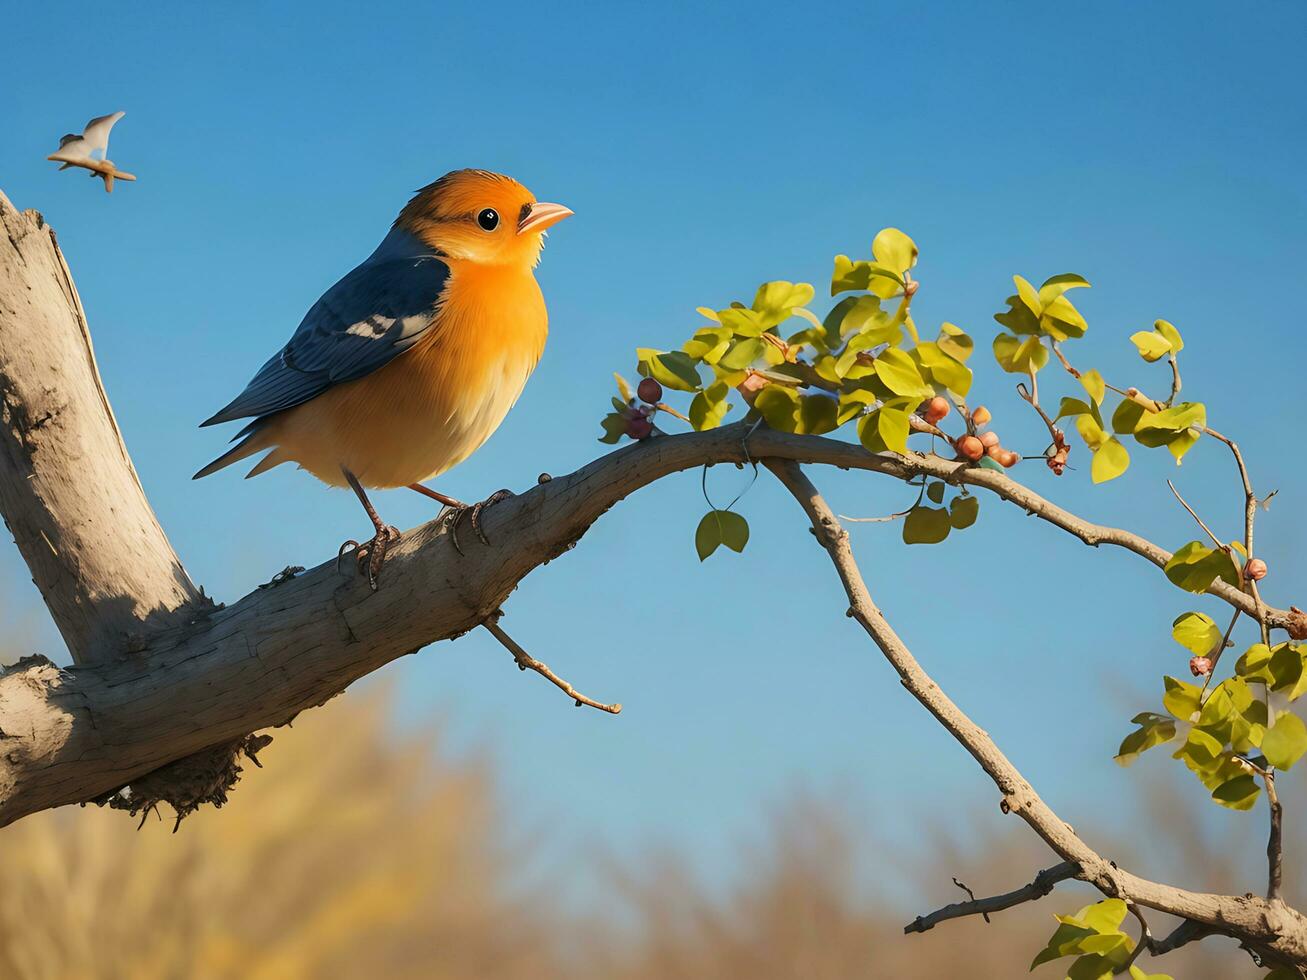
[264,260,548,488]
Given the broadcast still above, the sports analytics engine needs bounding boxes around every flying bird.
[47,111,136,192]
[195,169,572,587]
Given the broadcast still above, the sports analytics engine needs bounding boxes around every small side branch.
[483,614,622,714]
[1268,771,1284,902]
[904,861,1079,933]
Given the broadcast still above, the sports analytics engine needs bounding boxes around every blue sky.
[3,1,1306,898]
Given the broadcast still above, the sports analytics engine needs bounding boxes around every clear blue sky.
[3,1,1305,898]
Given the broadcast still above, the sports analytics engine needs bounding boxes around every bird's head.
[395,169,572,268]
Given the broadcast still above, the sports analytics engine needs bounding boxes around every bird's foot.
[336,524,401,590]
[441,489,515,555]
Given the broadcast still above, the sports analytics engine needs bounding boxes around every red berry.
[971,405,992,427]
[979,430,1001,449]
[1189,656,1213,677]
[637,378,663,405]
[922,396,951,424]
[999,450,1020,468]
[626,416,654,440]
[1245,558,1268,582]
[956,435,984,461]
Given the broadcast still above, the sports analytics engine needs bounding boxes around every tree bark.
[0,191,205,664]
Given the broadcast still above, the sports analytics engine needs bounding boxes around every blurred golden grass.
[0,690,1274,978]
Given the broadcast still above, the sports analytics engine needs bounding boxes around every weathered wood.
[0,192,204,663]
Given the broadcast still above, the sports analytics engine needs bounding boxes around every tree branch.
[904,861,1079,933]
[0,191,208,664]
[763,457,1307,968]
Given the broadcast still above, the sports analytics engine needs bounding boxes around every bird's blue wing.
[202,228,449,426]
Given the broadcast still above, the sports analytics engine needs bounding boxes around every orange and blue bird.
[195,169,572,586]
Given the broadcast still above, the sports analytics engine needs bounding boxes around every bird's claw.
[337,525,401,590]
[441,488,515,555]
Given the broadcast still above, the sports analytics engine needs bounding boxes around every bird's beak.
[518,202,574,236]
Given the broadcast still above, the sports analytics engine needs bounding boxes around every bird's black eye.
[477,208,499,231]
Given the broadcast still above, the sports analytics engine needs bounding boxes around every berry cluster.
[921,398,1019,469]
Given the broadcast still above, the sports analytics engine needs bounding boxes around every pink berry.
[922,396,950,424]
[626,416,654,440]
[1189,656,1213,677]
[1245,558,1268,582]
[955,435,984,462]
[637,378,663,405]
[979,431,1001,449]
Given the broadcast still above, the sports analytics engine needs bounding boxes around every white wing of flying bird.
[49,111,125,167]
[47,111,136,193]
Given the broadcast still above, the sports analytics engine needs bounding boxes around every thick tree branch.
[904,861,1079,933]
[0,192,206,663]
[1,415,1301,828]
[764,458,1307,968]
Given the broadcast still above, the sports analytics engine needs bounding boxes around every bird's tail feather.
[193,425,273,480]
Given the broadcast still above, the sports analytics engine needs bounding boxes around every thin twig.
[1167,353,1182,406]
[483,614,621,714]
[1199,608,1242,697]
[904,862,1078,933]
[1166,480,1224,549]
[1119,903,1153,975]
[1202,426,1270,645]
[1148,918,1212,956]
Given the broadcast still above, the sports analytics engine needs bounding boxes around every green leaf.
[1038,273,1091,306]
[752,280,814,324]
[836,388,876,426]
[798,394,839,435]
[914,342,972,396]
[716,306,765,337]
[903,506,951,545]
[992,332,1049,374]
[1090,439,1130,482]
[614,373,634,403]
[1111,398,1147,435]
[1154,319,1183,352]
[754,385,799,433]
[1013,274,1043,316]
[1172,612,1221,656]
[937,322,974,362]
[1057,397,1093,420]
[857,397,914,454]
[1237,643,1275,683]
[598,412,628,444]
[1211,774,1260,811]
[925,481,946,504]
[872,228,918,276]
[1163,676,1203,721]
[694,510,749,561]
[1134,402,1206,437]
[1263,712,1307,770]
[1075,416,1130,482]
[948,495,979,530]
[1079,369,1106,405]
[637,348,702,392]
[1041,294,1088,341]
[718,337,765,371]
[689,381,731,431]
[1130,330,1173,362]
[1116,714,1177,766]
[1164,541,1240,594]
[874,348,934,398]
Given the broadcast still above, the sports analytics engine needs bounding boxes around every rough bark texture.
[0,192,205,664]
